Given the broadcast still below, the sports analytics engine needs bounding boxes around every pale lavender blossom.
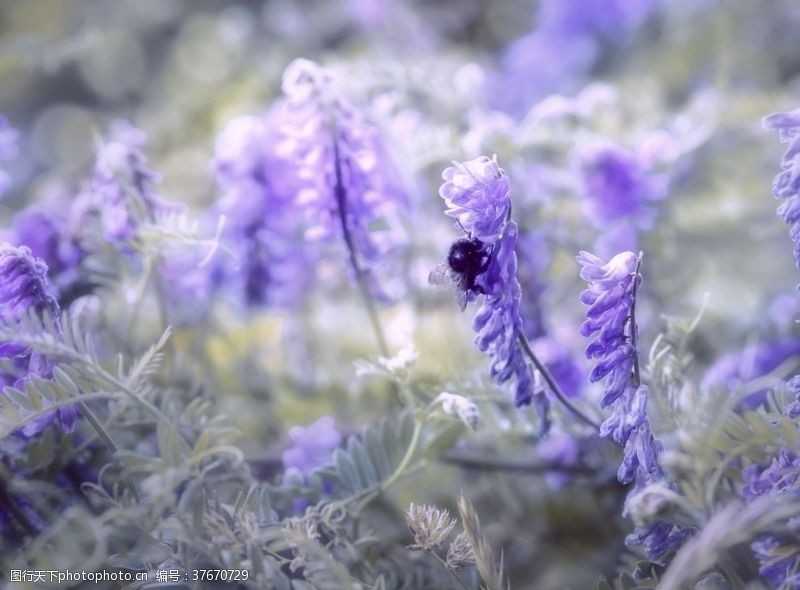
[282,416,342,477]
[764,108,800,271]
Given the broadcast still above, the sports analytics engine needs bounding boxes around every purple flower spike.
[765,108,800,272]
[439,156,511,244]
[90,120,181,245]
[578,249,688,558]
[579,142,668,229]
[0,245,75,436]
[277,59,408,300]
[741,449,800,588]
[282,416,342,478]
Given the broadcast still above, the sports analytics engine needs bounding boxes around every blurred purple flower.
[579,141,668,229]
[741,449,800,588]
[700,339,800,409]
[537,432,579,490]
[211,114,311,308]
[277,59,408,300]
[532,337,584,399]
[8,206,84,299]
[538,0,659,38]
[0,245,76,437]
[282,416,342,477]
[90,120,181,245]
[516,230,549,341]
[0,116,19,197]
[764,108,800,272]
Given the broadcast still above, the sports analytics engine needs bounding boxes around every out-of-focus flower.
[282,416,342,477]
[741,449,800,588]
[578,250,687,558]
[538,0,659,39]
[537,431,580,490]
[89,120,181,245]
[701,338,800,409]
[532,337,585,399]
[516,230,549,341]
[433,392,480,430]
[765,108,800,272]
[8,206,84,300]
[579,140,668,229]
[276,59,408,300]
[784,375,800,418]
[0,245,76,437]
[0,116,18,198]
[211,113,311,308]
[439,156,510,244]
[406,503,455,552]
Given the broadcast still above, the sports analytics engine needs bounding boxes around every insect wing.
[428,263,452,286]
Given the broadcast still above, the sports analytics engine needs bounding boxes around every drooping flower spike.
[437,156,597,432]
[0,244,76,437]
[764,108,800,273]
[276,59,409,354]
[578,250,688,558]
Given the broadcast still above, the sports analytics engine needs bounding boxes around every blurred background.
[3,1,800,587]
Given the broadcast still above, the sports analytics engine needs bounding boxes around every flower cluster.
[764,108,800,272]
[439,157,548,422]
[276,59,408,299]
[0,245,76,437]
[281,416,342,478]
[578,250,687,557]
[86,120,180,245]
[211,113,311,307]
[741,449,800,588]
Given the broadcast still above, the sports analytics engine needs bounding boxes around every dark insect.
[429,236,493,310]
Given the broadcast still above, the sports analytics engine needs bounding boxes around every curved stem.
[332,140,389,357]
[381,418,423,491]
[630,253,643,387]
[516,330,600,430]
[432,551,470,590]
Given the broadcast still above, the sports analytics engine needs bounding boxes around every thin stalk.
[332,140,389,357]
[381,418,423,491]
[630,253,643,387]
[75,400,140,502]
[516,330,600,430]
[432,552,470,590]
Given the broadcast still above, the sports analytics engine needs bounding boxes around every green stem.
[381,418,423,491]
[432,551,471,590]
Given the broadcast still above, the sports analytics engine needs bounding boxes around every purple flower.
[701,339,800,409]
[439,156,511,244]
[764,108,800,271]
[577,250,639,410]
[0,116,18,198]
[8,206,84,299]
[473,220,546,419]
[578,250,687,558]
[741,449,800,588]
[90,120,181,245]
[276,59,408,299]
[537,432,579,490]
[282,416,342,477]
[0,245,76,437]
[516,230,550,341]
[211,113,311,308]
[532,337,585,399]
[579,141,668,229]
[538,0,659,38]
